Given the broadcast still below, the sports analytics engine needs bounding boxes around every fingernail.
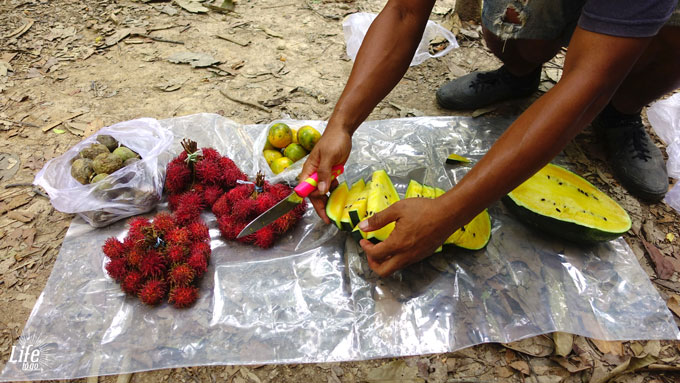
[318,181,327,194]
[358,220,368,230]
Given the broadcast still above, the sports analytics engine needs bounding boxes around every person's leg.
[610,27,680,114]
[437,1,583,110]
[593,26,680,202]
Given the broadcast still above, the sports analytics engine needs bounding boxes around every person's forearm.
[328,0,435,134]
[437,28,651,231]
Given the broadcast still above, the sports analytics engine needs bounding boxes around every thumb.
[315,154,335,195]
[358,204,400,232]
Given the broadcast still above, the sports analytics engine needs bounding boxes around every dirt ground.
[1,0,680,382]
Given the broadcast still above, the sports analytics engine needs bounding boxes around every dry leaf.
[365,360,424,383]
[174,0,208,13]
[7,210,35,223]
[642,238,675,279]
[667,294,680,318]
[590,339,624,356]
[508,360,530,375]
[553,332,573,357]
[630,342,645,357]
[503,336,554,357]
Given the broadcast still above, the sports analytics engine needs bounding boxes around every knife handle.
[294,164,344,198]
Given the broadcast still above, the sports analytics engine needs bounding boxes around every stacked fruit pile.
[71,134,141,185]
[263,123,321,174]
[213,172,306,248]
[102,212,211,308]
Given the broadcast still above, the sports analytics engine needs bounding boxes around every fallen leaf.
[472,106,497,118]
[667,294,680,318]
[590,339,624,356]
[642,238,675,279]
[174,0,208,13]
[503,336,554,357]
[552,356,592,373]
[630,342,645,357]
[508,360,530,375]
[168,51,219,68]
[53,128,65,134]
[365,360,424,383]
[643,340,661,358]
[667,233,676,242]
[553,332,573,357]
[7,210,35,223]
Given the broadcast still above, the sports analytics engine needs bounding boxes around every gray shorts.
[482,0,680,42]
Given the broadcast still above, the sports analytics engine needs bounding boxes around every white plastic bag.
[343,12,459,67]
[34,118,174,227]
[648,93,680,212]
[249,119,326,185]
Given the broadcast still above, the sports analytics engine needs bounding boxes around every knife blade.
[236,164,344,239]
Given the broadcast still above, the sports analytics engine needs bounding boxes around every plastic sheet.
[33,118,174,227]
[2,114,678,382]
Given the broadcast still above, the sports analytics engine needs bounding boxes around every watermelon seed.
[556,208,561,212]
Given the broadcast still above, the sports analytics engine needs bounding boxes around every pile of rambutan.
[102,212,211,308]
[165,138,248,225]
[214,171,305,248]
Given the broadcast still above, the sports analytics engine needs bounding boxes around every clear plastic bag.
[248,119,326,185]
[342,12,459,66]
[648,93,680,212]
[33,118,174,227]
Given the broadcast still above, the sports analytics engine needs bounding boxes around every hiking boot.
[436,65,541,110]
[593,110,668,202]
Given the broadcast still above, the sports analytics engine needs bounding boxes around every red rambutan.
[187,221,210,242]
[212,193,232,217]
[152,212,176,235]
[169,286,198,308]
[225,184,254,205]
[139,279,167,306]
[254,226,277,249]
[230,198,258,222]
[235,222,256,244]
[223,168,247,189]
[217,215,237,240]
[191,241,211,259]
[201,147,220,161]
[140,250,167,278]
[195,159,223,185]
[219,156,236,171]
[174,192,205,225]
[165,227,191,247]
[254,193,277,215]
[292,201,307,217]
[167,193,183,211]
[169,263,195,286]
[105,258,128,282]
[203,185,224,207]
[127,217,151,242]
[126,247,144,269]
[102,237,126,259]
[272,211,298,234]
[165,162,192,194]
[166,244,188,264]
[177,151,188,162]
[121,270,145,295]
[187,251,208,278]
[267,183,292,200]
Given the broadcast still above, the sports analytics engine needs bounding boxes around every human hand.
[299,128,352,224]
[358,197,455,277]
